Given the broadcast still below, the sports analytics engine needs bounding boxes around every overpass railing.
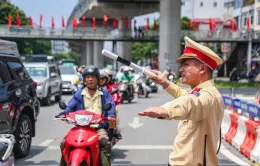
[0,25,251,41]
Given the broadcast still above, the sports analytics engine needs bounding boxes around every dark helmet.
[82,65,100,78]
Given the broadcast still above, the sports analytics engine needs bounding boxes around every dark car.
[0,53,40,158]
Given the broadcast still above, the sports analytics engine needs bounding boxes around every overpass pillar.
[159,0,181,73]
[80,46,87,66]
[93,41,104,68]
[117,18,132,63]
[86,41,93,65]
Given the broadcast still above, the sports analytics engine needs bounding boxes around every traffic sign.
[221,43,229,53]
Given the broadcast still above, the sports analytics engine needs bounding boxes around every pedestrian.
[138,36,225,166]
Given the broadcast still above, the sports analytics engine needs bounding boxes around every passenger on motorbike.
[120,68,134,97]
[56,65,116,166]
[100,69,122,139]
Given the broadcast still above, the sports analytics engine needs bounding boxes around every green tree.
[0,1,51,54]
[52,52,81,65]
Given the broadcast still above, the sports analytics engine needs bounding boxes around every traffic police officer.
[138,36,225,166]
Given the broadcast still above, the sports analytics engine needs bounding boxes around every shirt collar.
[189,79,215,93]
[81,87,103,98]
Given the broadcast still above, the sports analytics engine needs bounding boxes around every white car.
[59,65,78,93]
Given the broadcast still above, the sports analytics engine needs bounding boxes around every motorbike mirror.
[59,100,67,110]
[104,103,112,111]
[111,89,119,94]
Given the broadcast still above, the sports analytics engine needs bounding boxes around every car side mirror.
[59,100,67,110]
[50,72,57,78]
[104,103,112,111]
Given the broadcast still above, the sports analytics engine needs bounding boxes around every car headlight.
[75,114,93,126]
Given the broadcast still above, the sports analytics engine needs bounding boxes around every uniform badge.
[190,87,201,97]
[194,92,201,97]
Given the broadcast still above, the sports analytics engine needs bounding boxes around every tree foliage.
[52,52,81,65]
[0,1,51,55]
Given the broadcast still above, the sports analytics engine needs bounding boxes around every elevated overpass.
[0,25,250,42]
[66,0,160,68]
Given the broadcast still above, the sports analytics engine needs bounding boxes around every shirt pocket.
[177,120,198,137]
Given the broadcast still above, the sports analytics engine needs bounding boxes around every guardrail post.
[230,87,236,98]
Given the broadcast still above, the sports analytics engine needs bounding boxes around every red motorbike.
[54,101,114,166]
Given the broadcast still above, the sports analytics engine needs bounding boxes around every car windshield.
[59,66,76,75]
[26,67,47,77]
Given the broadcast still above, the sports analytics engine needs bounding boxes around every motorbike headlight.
[75,114,93,126]
[169,75,174,79]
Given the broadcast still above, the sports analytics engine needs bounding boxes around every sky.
[11,0,159,50]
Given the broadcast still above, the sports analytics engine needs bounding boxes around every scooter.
[0,134,15,166]
[136,77,151,98]
[54,101,118,166]
[118,80,133,103]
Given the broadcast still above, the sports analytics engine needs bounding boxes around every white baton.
[102,49,157,77]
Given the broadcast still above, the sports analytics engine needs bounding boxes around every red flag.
[62,15,65,28]
[146,18,150,30]
[229,18,237,32]
[247,17,251,30]
[72,17,77,29]
[16,13,21,27]
[8,14,12,28]
[29,16,33,28]
[113,18,117,29]
[134,19,136,30]
[40,14,43,28]
[153,19,157,30]
[125,16,129,29]
[92,17,96,30]
[82,16,86,28]
[51,17,55,29]
[209,18,216,31]
[103,15,108,29]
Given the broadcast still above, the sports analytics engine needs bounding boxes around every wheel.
[55,87,62,102]
[42,89,51,106]
[13,114,33,159]
[137,88,142,98]
[145,92,149,98]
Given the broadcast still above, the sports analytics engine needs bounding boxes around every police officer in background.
[138,37,225,166]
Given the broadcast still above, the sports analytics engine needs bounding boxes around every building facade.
[254,0,260,31]
[181,0,226,19]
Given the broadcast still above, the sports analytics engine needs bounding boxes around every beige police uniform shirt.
[160,79,224,166]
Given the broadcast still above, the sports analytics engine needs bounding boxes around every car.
[59,65,78,93]
[0,40,40,158]
[24,61,62,106]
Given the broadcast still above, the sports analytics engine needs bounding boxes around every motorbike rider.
[100,69,122,139]
[72,65,86,87]
[56,65,116,166]
[120,67,134,98]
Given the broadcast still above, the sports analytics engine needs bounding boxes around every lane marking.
[38,139,54,147]
[32,144,251,165]
[220,144,250,166]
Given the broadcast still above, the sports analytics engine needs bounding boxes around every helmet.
[78,65,86,73]
[99,70,109,78]
[123,67,130,72]
[129,67,134,72]
[82,65,100,78]
[104,68,113,76]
